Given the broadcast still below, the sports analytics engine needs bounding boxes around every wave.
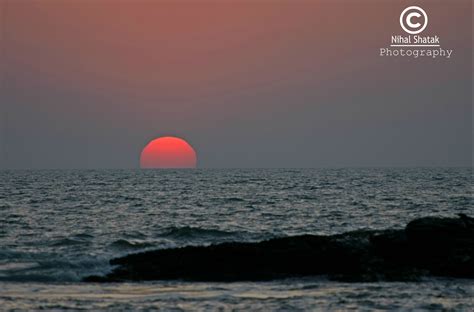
[158,226,243,239]
[0,257,111,283]
[46,233,95,247]
[225,197,245,202]
[0,246,112,283]
[73,233,95,239]
[109,239,155,250]
[49,238,90,247]
[0,261,39,272]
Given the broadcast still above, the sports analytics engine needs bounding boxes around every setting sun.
[140,137,197,169]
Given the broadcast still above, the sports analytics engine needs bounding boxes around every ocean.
[1,168,472,310]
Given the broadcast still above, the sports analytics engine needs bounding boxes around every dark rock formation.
[84,215,474,282]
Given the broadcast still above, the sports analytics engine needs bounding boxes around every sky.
[0,0,472,169]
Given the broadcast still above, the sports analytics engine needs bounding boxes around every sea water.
[1,168,472,310]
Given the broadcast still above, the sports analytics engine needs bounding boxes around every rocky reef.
[84,215,474,282]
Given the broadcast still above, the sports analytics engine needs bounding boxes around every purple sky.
[1,0,472,168]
